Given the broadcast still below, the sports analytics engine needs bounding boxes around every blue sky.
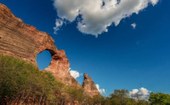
[1,0,170,95]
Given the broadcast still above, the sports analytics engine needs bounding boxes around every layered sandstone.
[0,3,56,64]
[0,3,99,96]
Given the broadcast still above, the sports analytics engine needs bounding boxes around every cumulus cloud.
[129,87,150,101]
[69,69,81,79]
[131,23,137,29]
[96,84,106,95]
[53,0,159,37]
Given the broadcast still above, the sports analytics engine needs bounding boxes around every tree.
[149,92,170,105]
[105,89,129,105]
[104,89,149,105]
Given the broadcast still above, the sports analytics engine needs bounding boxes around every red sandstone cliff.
[0,3,99,97]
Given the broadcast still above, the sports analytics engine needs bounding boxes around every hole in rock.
[36,50,52,70]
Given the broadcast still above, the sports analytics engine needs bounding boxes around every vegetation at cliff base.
[0,55,87,104]
[0,55,170,105]
[0,55,59,104]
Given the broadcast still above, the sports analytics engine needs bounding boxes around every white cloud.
[129,87,150,101]
[69,69,80,79]
[131,23,137,29]
[96,84,106,95]
[151,0,159,5]
[53,0,159,37]
[53,19,64,34]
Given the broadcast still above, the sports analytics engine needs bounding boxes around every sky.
[1,0,170,96]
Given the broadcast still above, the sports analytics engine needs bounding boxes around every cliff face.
[0,3,56,64]
[0,3,99,97]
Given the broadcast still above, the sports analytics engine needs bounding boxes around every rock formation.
[82,74,100,97]
[44,50,80,88]
[0,3,99,97]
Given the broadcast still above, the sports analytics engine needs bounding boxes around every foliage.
[0,55,58,104]
[104,89,149,105]
[0,55,100,104]
[149,92,170,105]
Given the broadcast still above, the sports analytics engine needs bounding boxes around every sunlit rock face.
[82,73,100,97]
[44,50,81,88]
[0,3,99,96]
[0,3,56,64]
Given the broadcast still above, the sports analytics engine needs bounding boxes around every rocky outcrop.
[0,3,99,96]
[82,74,100,97]
[45,50,81,88]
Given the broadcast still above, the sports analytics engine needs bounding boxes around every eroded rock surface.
[45,50,81,88]
[0,3,56,64]
[82,74,100,97]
